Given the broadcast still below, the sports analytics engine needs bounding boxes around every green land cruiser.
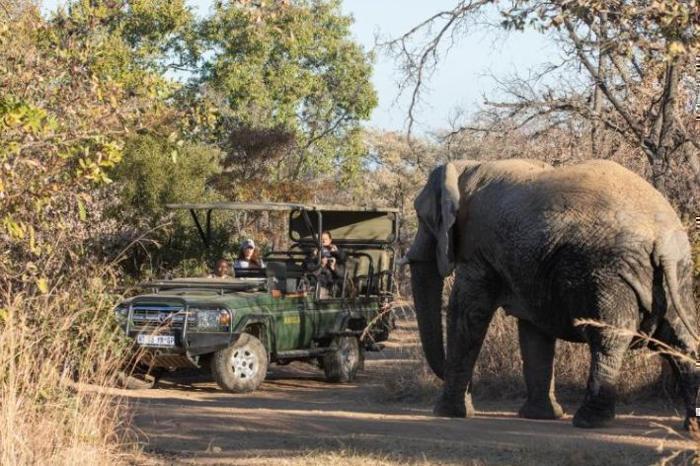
[115,202,398,393]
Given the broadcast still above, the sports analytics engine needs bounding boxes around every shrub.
[110,134,222,226]
[0,4,186,463]
[0,265,133,465]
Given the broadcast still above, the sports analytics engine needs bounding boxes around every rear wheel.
[212,333,268,393]
[322,336,362,383]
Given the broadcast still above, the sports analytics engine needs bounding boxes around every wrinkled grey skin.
[408,159,698,428]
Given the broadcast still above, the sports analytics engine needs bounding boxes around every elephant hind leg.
[573,281,637,428]
[573,274,639,428]
[517,320,564,420]
[651,319,699,430]
[573,331,632,428]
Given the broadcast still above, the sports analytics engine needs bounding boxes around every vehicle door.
[270,292,316,351]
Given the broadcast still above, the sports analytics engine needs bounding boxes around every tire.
[322,336,362,383]
[211,333,268,393]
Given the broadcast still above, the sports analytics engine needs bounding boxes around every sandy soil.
[123,325,698,465]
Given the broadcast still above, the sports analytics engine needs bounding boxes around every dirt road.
[125,327,698,465]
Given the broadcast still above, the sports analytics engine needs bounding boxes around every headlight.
[192,308,232,331]
[113,303,129,325]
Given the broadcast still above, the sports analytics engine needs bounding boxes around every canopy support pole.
[190,209,209,248]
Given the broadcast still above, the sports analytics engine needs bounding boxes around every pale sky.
[41,0,561,134]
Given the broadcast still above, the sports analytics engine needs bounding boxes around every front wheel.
[212,333,268,393]
[322,336,362,383]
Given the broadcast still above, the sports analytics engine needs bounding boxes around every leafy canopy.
[196,0,377,187]
[0,0,194,284]
[111,134,222,223]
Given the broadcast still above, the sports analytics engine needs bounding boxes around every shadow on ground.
[127,353,697,465]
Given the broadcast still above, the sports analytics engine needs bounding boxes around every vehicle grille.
[130,303,193,331]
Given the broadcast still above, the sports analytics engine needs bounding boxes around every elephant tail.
[654,231,699,342]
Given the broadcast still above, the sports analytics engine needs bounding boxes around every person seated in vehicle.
[234,239,265,269]
[320,230,345,264]
[209,258,232,278]
[302,231,345,297]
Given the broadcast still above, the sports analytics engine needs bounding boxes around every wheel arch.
[236,315,273,357]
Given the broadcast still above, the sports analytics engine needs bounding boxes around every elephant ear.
[412,162,461,277]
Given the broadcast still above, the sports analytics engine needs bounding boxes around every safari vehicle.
[114,202,398,392]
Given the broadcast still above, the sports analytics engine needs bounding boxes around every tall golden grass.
[379,310,665,404]
[0,271,134,465]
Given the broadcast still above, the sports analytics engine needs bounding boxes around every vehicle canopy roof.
[167,202,399,246]
[166,202,398,213]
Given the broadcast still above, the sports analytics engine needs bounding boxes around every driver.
[234,239,265,269]
[209,258,232,278]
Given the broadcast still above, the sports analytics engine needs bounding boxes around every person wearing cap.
[234,239,265,269]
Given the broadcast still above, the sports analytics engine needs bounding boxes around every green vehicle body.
[115,203,398,390]
[118,284,390,360]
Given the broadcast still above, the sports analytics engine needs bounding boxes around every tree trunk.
[650,151,669,196]
[591,14,606,156]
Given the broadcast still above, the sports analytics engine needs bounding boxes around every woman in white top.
[233,239,265,268]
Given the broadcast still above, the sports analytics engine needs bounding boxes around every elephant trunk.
[409,260,446,380]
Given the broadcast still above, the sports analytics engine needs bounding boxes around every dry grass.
[0,273,135,465]
[476,311,666,401]
[380,308,671,405]
[246,444,675,466]
[168,434,683,466]
[246,449,468,466]
[378,350,441,403]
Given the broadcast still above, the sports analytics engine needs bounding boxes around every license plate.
[136,334,175,347]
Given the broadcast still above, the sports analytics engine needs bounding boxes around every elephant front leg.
[434,275,496,418]
[517,320,564,420]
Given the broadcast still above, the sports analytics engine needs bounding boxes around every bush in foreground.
[0,268,133,465]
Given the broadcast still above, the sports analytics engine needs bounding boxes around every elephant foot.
[433,390,473,418]
[518,398,564,420]
[573,388,616,428]
[572,402,615,428]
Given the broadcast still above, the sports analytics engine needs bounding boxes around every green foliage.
[0,3,178,281]
[500,1,699,61]
[1,0,378,283]
[196,0,377,184]
[0,4,191,459]
[0,1,377,460]
[54,0,197,78]
[111,134,222,223]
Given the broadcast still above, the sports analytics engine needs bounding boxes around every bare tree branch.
[379,0,493,139]
[563,18,644,144]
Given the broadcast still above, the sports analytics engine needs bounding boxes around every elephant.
[406,158,698,428]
